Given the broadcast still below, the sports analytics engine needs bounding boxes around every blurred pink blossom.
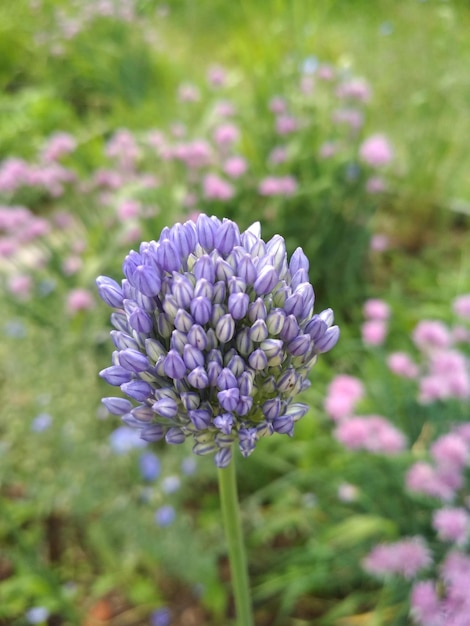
[366,176,387,194]
[412,320,452,352]
[8,274,32,299]
[332,108,364,130]
[363,298,390,320]
[178,83,200,102]
[359,134,393,167]
[453,294,470,319]
[337,482,359,502]
[258,176,297,197]
[406,461,459,501]
[361,319,388,346]
[430,433,469,471]
[319,141,339,159]
[335,415,406,454]
[202,173,234,201]
[433,507,469,546]
[363,537,431,579]
[268,147,288,165]
[66,288,94,315]
[117,200,140,221]
[324,374,364,421]
[410,581,443,626]
[223,156,247,178]
[269,96,287,114]
[387,352,419,379]
[207,65,226,87]
[336,78,371,102]
[41,132,77,162]
[213,123,240,146]
[275,115,298,135]
[370,233,390,252]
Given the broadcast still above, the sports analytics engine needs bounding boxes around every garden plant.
[1,1,470,625]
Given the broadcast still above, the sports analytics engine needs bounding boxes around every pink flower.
[453,294,470,319]
[318,65,335,81]
[361,320,388,346]
[202,173,234,201]
[431,434,469,471]
[336,78,371,102]
[363,298,390,321]
[370,233,390,252]
[387,352,419,379]
[406,461,458,501]
[332,108,364,130]
[214,100,236,117]
[178,83,200,102]
[324,375,364,421]
[223,156,247,179]
[412,320,451,351]
[258,176,297,197]
[366,176,387,194]
[66,289,94,315]
[117,200,140,221]
[41,132,77,162]
[207,65,226,87]
[359,134,393,167]
[174,141,212,169]
[319,141,339,159]
[335,415,406,454]
[363,537,431,579]
[411,581,443,626]
[269,96,287,114]
[213,123,240,146]
[268,147,288,165]
[8,274,32,299]
[62,256,83,276]
[433,508,469,545]
[337,482,359,502]
[275,115,298,135]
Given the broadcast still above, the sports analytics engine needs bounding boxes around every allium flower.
[387,352,419,379]
[433,507,469,546]
[359,134,393,167]
[361,319,388,346]
[453,294,470,319]
[98,216,339,467]
[363,298,390,321]
[324,374,364,421]
[362,537,432,579]
[334,415,406,455]
[411,581,443,626]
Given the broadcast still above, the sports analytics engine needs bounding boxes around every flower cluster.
[98,215,339,467]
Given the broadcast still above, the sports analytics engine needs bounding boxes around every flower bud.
[152,397,178,418]
[96,276,124,308]
[216,314,235,343]
[190,296,212,325]
[102,397,133,415]
[228,292,249,320]
[163,350,186,380]
[254,265,278,295]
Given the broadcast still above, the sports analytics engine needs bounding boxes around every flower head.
[98,215,339,467]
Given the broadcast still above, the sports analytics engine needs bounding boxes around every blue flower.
[155,505,176,527]
[139,451,161,481]
[98,215,339,467]
[150,607,171,626]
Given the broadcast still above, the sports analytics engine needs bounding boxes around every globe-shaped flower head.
[97,215,339,467]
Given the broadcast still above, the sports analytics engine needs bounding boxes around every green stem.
[217,455,254,626]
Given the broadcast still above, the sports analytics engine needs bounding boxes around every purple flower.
[31,412,53,432]
[150,608,171,626]
[139,452,161,481]
[97,216,338,466]
[155,505,176,527]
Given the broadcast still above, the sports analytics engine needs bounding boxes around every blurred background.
[1,1,470,625]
